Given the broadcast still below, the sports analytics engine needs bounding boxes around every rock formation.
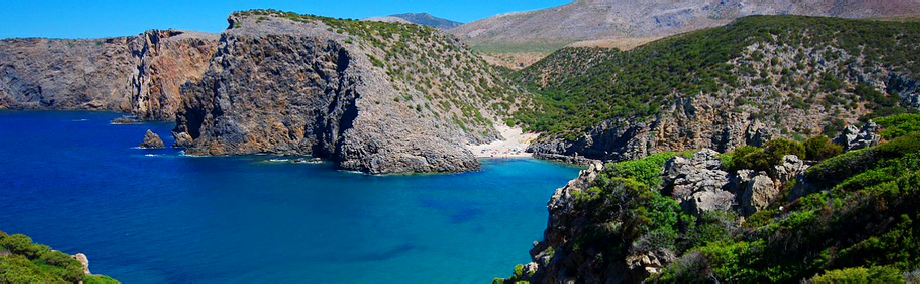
[834,121,882,151]
[0,30,218,120]
[139,129,165,149]
[737,170,778,215]
[172,10,526,174]
[72,253,90,275]
[664,149,734,216]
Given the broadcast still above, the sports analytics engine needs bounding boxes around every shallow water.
[0,110,580,283]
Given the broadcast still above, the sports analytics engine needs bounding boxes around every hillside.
[497,113,920,283]
[513,15,920,162]
[451,0,920,68]
[173,10,529,174]
[0,231,117,283]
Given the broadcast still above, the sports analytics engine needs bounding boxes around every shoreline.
[467,125,538,159]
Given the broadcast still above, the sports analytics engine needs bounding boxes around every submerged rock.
[140,129,165,149]
[110,115,138,124]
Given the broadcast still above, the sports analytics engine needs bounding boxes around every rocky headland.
[172,10,528,174]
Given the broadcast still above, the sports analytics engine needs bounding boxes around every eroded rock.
[664,149,734,216]
[139,129,165,149]
[740,171,778,215]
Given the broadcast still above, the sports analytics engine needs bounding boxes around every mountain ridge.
[452,0,920,67]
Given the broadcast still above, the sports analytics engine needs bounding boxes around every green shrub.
[764,138,805,162]
[809,266,905,284]
[513,264,524,279]
[607,152,692,187]
[805,148,878,188]
[803,135,843,161]
[877,113,920,139]
[729,146,773,173]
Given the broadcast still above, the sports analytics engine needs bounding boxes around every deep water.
[0,110,581,283]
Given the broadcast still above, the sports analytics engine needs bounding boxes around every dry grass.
[567,36,664,51]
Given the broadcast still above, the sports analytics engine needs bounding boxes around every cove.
[0,110,580,283]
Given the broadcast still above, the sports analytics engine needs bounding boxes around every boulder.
[740,171,778,215]
[139,129,166,149]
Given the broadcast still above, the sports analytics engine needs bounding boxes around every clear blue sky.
[0,0,570,39]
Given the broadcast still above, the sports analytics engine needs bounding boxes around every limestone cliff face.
[0,30,218,119]
[173,10,527,174]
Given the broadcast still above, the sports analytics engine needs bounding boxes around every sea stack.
[140,129,165,149]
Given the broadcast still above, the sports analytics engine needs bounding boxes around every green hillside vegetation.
[499,113,920,283]
[513,15,920,136]
[0,231,117,283]
[236,9,530,129]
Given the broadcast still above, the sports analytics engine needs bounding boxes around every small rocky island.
[139,129,165,149]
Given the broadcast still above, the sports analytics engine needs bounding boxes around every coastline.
[467,125,537,159]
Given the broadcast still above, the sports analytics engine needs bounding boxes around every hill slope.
[498,118,920,282]
[512,15,920,162]
[451,0,920,67]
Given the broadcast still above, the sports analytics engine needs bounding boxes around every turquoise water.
[0,111,580,283]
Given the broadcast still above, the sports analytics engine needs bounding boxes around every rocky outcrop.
[737,170,778,215]
[0,30,218,120]
[72,253,90,275]
[834,122,882,151]
[139,129,165,149]
[173,10,525,174]
[664,149,734,216]
[772,155,808,185]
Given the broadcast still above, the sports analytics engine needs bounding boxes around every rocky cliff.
[0,30,218,120]
[517,16,920,163]
[173,10,528,174]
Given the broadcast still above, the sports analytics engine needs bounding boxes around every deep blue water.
[0,110,580,283]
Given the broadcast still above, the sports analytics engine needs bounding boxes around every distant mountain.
[451,0,920,52]
[386,13,463,29]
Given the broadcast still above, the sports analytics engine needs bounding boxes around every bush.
[803,135,843,161]
[764,138,805,162]
[608,152,692,187]
[809,266,905,284]
[804,148,878,188]
[878,113,920,139]
[729,146,773,173]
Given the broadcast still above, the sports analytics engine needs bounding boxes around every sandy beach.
[467,125,538,159]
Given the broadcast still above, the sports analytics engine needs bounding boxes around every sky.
[0,0,570,39]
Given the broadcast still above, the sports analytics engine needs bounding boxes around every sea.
[0,110,581,283]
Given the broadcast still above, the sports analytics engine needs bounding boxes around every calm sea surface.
[0,110,580,283]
